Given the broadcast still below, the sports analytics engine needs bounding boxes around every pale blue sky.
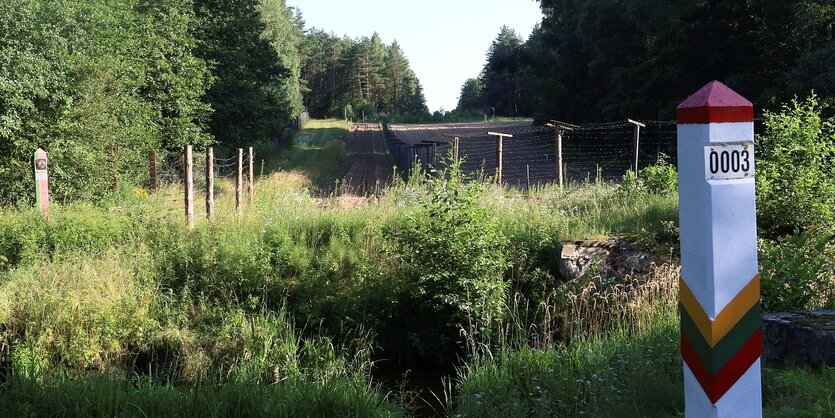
[287,0,543,112]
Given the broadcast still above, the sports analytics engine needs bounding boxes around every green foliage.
[0,251,157,373]
[300,30,430,120]
[0,375,407,417]
[459,0,835,120]
[619,155,678,195]
[764,366,835,418]
[193,0,302,146]
[756,95,835,235]
[456,77,486,113]
[386,161,509,363]
[759,231,835,312]
[0,0,211,205]
[0,204,134,271]
[482,26,525,117]
[0,209,46,270]
[455,317,683,417]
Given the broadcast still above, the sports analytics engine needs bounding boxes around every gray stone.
[557,239,655,282]
[762,311,835,367]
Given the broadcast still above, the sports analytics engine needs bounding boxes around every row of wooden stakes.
[149,146,254,229]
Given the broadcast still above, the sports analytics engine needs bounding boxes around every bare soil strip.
[331,123,393,195]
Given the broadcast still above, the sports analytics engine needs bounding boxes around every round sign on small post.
[677,81,761,417]
[33,148,50,217]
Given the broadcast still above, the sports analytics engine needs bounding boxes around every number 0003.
[709,149,750,175]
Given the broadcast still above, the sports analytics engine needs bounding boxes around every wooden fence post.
[247,146,254,204]
[184,145,194,229]
[149,150,157,192]
[556,130,563,190]
[453,137,460,163]
[33,148,49,217]
[546,121,577,191]
[677,81,760,417]
[206,147,214,220]
[526,163,531,192]
[236,148,243,214]
[628,119,646,173]
[488,132,513,185]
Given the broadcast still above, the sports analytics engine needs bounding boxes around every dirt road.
[331,124,394,195]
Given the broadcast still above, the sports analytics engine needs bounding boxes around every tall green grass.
[0,375,407,417]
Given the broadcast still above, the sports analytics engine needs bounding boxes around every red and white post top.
[677,81,753,124]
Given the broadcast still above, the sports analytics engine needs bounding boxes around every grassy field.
[273,119,353,188]
[0,120,832,417]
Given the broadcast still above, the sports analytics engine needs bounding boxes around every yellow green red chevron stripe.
[681,301,760,374]
[679,275,760,346]
[679,274,761,404]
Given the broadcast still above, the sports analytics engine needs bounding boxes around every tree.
[483,26,524,117]
[458,0,835,121]
[456,77,485,113]
[193,0,300,146]
[0,0,211,204]
[299,31,429,121]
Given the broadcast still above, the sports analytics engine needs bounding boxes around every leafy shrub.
[0,210,47,270]
[759,231,835,312]
[0,205,131,271]
[148,221,274,304]
[0,0,212,206]
[385,162,508,364]
[756,95,835,235]
[619,155,678,196]
[46,204,130,255]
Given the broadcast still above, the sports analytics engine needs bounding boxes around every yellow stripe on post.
[680,276,760,346]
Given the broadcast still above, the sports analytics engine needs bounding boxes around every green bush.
[619,155,678,196]
[0,209,47,270]
[756,95,835,235]
[0,0,211,206]
[759,231,835,312]
[0,205,133,271]
[385,162,508,364]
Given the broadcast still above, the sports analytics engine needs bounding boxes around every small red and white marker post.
[677,81,761,417]
[33,148,49,217]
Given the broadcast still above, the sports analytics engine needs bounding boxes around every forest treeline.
[457,0,835,121]
[0,0,429,204]
[301,31,429,123]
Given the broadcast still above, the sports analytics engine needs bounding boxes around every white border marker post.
[677,81,761,418]
[33,148,49,217]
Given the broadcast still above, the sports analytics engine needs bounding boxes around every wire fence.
[155,150,243,190]
[383,120,677,186]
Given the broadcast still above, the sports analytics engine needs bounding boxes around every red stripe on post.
[677,81,753,124]
[681,329,762,404]
[677,106,754,124]
[681,332,712,397]
[708,328,762,404]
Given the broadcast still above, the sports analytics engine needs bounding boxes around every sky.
[286,0,544,113]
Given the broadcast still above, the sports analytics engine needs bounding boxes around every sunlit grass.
[274,119,352,187]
